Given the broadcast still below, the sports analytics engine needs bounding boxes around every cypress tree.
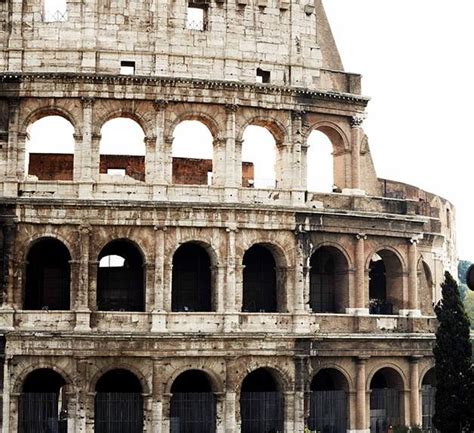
[433,271,474,432]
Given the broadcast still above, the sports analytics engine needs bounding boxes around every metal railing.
[170,393,216,433]
[240,392,284,433]
[94,393,143,433]
[307,390,347,433]
[422,385,437,433]
[19,393,67,433]
[370,389,400,433]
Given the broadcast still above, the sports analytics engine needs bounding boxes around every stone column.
[293,230,308,332]
[407,237,421,317]
[224,226,239,332]
[409,357,422,426]
[349,115,365,194]
[216,392,226,433]
[214,265,226,313]
[152,358,163,432]
[144,135,157,184]
[7,1,23,70]
[4,98,20,197]
[355,357,369,433]
[153,100,169,200]
[145,261,156,312]
[352,234,368,315]
[2,357,11,433]
[76,357,89,433]
[1,223,15,309]
[79,98,95,198]
[152,226,167,332]
[293,356,306,432]
[277,141,292,190]
[75,225,91,331]
[224,388,237,433]
[290,110,306,206]
[283,391,294,433]
[88,261,99,311]
[224,104,239,202]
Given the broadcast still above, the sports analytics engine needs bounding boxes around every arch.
[97,239,145,312]
[308,368,349,433]
[309,245,350,313]
[165,366,224,395]
[241,125,278,188]
[88,363,150,395]
[94,369,143,433]
[169,370,217,433]
[169,111,221,141]
[242,244,282,313]
[96,109,153,138]
[22,107,78,135]
[19,368,68,433]
[369,367,405,433]
[172,120,215,186]
[25,115,76,181]
[24,237,71,310]
[306,129,335,193]
[368,249,405,315]
[240,367,284,433]
[172,242,214,312]
[13,363,73,395]
[238,116,287,145]
[99,117,146,182]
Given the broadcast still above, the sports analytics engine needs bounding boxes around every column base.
[151,311,167,332]
[0,306,15,331]
[293,313,310,333]
[2,180,18,197]
[224,187,239,203]
[346,308,369,316]
[224,313,239,332]
[291,190,306,207]
[78,182,93,199]
[399,309,422,317]
[74,309,91,332]
[152,184,167,201]
[342,188,366,196]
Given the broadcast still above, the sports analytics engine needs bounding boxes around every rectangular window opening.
[120,61,136,75]
[44,0,68,22]
[187,5,207,31]
[256,68,271,84]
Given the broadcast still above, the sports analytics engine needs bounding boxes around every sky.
[323,0,474,260]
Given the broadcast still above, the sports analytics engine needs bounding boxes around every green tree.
[464,290,474,328]
[458,259,472,301]
[433,272,474,432]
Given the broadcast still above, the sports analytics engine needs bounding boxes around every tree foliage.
[433,272,474,432]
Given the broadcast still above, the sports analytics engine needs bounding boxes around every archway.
[24,238,71,310]
[241,125,277,188]
[19,369,67,433]
[99,118,146,182]
[94,369,143,433]
[369,368,404,432]
[240,368,284,433]
[172,120,214,185]
[309,246,349,313]
[97,240,145,312]
[307,369,348,433]
[421,368,436,432]
[242,245,278,313]
[369,250,403,315]
[172,243,213,312]
[170,370,216,433]
[306,130,334,193]
[25,115,75,181]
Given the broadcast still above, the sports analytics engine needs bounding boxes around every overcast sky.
[323,0,474,260]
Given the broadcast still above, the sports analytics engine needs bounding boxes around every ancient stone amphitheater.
[0,0,456,432]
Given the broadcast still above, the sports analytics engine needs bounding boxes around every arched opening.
[369,368,403,433]
[95,369,143,433]
[97,240,145,312]
[309,246,349,313]
[307,369,348,433]
[172,243,213,312]
[172,120,214,185]
[369,251,403,315]
[418,260,434,315]
[24,238,71,310]
[19,369,67,433]
[25,116,75,181]
[241,125,277,188]
[421,368,436,433]
[307,130,335,193]
[242,245,279,313]
[99,118,146,182]
[170,370,216,433]
[240,368,284,433]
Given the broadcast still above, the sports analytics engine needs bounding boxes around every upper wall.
[0,0,360,92]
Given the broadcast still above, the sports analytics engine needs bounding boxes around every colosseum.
[0,0,456,432]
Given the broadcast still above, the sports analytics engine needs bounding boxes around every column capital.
[17,132,28,140]
[355,355,370,363]
[81,97,95,108]
[409,234,423,244]
[79,224,92,235]
[145,135,157,146]
[356,233,367,241]
[409,355,423,363]
[153,99,169,111]
[350,114,366,128]
[154,225,168,232]
[291,110,305,121]
[225,225,239,233]
[225,103,239,113]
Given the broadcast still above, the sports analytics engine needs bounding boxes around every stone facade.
[0,1,456,432]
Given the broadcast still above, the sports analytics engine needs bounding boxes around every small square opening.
[187,5,207,31]
[256,68,271,84]
[120,61,136,75]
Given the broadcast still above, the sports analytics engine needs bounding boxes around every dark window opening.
[97,240,145,312]
[172,243,212,312]
[95,370,143,433]
[24,239,71,310]
[120,61,136,75]
[256,68,271,84]
[421,369,436,432]
[242,245,277,313]
[19,369,67,433]
[240,369,283,433]
[308,370,348,433]
[369,369,402,433]
[171,370,216,433]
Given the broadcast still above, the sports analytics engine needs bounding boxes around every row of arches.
[25,115,336,192]
[23,237,433,315]
[17,366,437,433]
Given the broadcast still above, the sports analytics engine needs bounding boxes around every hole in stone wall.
[99,118,146,182]
[256,68,271,84]
[187,4,207,31]
[242,125,277,188]
[26,115,75,181]
[44,0,67,22]
[120,61,136,75]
